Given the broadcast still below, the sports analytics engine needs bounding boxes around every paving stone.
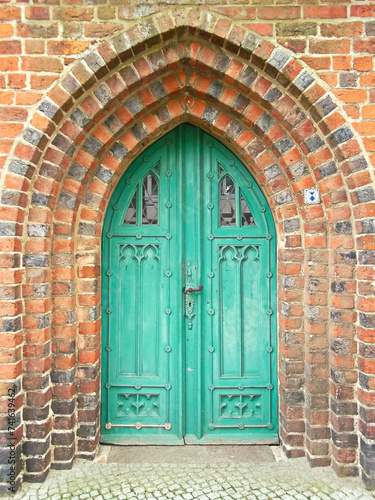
[13,455,375,500]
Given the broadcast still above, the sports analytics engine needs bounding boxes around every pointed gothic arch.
[2,8,373,487]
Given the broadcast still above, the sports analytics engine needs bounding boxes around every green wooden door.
[101,124,277,445]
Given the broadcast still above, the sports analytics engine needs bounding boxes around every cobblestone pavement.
[13,447,375,500]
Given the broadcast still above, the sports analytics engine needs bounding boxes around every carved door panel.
[186,133,277,443]
[101,124,277,445]
[101,137,183,444]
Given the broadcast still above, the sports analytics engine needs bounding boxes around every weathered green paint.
[101,124,277,445]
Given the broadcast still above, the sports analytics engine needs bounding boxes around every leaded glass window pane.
[220,175,236,226]
[124,192,137,224]
[142,173,158,225]
[241,195,255,226]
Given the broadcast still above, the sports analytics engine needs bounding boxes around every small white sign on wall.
[304,188,320,204]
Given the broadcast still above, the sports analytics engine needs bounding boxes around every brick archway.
[2,8,374,490]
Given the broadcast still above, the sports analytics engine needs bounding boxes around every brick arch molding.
[1,8,374,491]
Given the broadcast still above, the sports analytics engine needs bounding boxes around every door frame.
[100,124,278,444]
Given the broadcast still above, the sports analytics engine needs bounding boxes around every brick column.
[356,187,375,489]
[303,203,331,467]
[23,191,53,482]
[76,225,101,459]
[329,193,358,477]
[0,180,24,493]
[0,242,23,493]
[0,146,43,491]
[51,235,77,470]
[278,225,306,458]
[49,129,78,470]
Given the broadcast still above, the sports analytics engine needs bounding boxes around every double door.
[101,124,277,444]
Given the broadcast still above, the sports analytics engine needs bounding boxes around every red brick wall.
[0,1,374,493]
[1,3,375,170]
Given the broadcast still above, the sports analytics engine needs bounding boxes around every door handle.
[184,284,204,294]
[184,267,203,329]
[184,285,203,330]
